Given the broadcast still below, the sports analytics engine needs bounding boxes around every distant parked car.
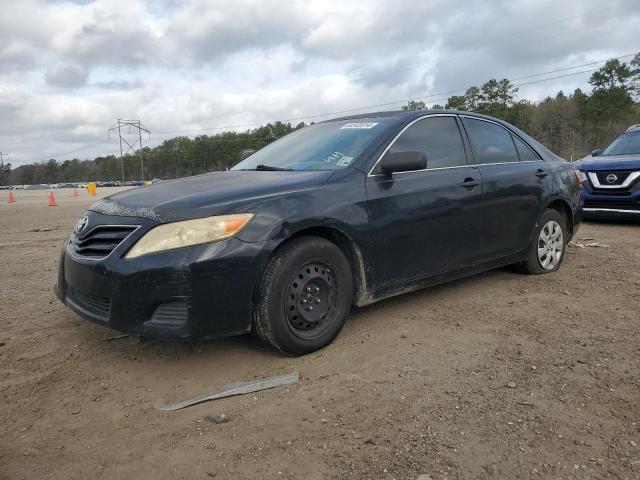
[574,124,640,218]
[56,110,582,355]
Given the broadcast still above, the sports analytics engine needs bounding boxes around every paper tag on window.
[340,122,378,129]
[336,156,353,166]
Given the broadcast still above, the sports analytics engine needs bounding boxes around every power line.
[510,53,637,82]
[152,52,636,135]
[19,51,638,164]
[380,3,633,72]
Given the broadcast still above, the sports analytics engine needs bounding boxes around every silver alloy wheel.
[537,220,564,270]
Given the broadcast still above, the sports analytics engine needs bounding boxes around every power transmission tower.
[0,152,9,186]
[107,119,150,182]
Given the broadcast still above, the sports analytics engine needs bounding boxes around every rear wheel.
[518,209,568,275]
[252,236,353,356]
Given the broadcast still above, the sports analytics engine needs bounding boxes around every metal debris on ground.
[568,241,611,248]
[155,371,300,412]
[102,333,130,341]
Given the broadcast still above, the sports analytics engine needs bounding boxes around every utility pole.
[107,119,150,182]
[0,152,8,185]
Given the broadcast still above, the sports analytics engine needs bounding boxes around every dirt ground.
[0,187,639,480]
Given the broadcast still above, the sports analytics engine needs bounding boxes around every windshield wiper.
[254,164,293,171]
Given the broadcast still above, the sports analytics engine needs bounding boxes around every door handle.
[461,178,480,189]
[536,169,548,179]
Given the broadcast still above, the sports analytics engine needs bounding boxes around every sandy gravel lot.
[1,188,639,480]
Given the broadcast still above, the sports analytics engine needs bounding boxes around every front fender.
[236,181,369,245]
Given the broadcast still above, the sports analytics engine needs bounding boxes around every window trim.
[511,132,542,162]
[368,113,469,177]
[368,114,542,177]
[460,115,542,164]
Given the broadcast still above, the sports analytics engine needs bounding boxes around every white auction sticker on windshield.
[336,156,353,166]
[340,122,379,129]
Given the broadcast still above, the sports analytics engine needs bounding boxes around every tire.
[252,236,353,356]
[518,209,568,275]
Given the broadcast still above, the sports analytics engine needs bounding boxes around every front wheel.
[518,209,568,275]
[252,236,353,356]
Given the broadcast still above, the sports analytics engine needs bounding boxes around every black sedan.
[56,110,582,355]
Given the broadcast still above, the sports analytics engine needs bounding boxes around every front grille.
[584,199,640,210]
[146,301,189,328]
[595,170,632,186]
[68,225,138,260]
[69,287,111,318]
[588,170,640,193]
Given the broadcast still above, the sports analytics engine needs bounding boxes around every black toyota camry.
[56,110,582,355]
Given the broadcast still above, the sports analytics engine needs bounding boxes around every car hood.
[90,170,333,221]
[574,154,640,171]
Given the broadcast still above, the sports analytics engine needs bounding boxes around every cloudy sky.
[1,0,639,166]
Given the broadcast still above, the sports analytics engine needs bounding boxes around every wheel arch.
[544,197,574,237]
[269,225,370,307]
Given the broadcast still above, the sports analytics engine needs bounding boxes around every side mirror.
[380,150,427,174]
[591,149,601,157]
[239,149,256,161]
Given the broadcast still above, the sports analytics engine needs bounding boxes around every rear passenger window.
[387,116,467,169]
[512,135,540,161]
[464,118,519,164]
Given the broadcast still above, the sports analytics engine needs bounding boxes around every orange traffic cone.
[48,191,57,207]
[7,191,15,203]
[72,188,79,198]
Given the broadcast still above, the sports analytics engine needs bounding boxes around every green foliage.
[444,79,521,121]
[401,100,426,111]
[0,162,11,186]
[433,55,640,159]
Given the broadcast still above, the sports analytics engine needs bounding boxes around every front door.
[365,115,484,289]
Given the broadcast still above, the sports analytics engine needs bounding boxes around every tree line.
[3,53,639,186]
[403,54,640,160]
[4,121,303,186]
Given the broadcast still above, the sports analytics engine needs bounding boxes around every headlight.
[124,213,254,259]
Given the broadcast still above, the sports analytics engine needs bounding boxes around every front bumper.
[581,192,640,218]
[55,212,270,339]
[580,170,640,218]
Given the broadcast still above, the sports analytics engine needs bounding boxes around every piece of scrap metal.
[155,371,300,412]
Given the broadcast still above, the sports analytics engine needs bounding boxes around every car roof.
[323,109,510,124]
[625,124,640,133]
[321,109,563,161]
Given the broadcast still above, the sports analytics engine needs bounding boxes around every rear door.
[461,116,547,259]
[365,114,484,289]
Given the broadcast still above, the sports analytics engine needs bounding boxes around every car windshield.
[232,119,392,171]
[601,132,640,156]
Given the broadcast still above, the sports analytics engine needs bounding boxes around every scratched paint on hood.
[90,199,166,222]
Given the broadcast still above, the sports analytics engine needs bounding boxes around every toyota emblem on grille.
[74,215,89,234]
[605,173,618,184]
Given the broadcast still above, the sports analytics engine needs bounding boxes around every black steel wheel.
[252,236,353,356]
[285,261,337,339]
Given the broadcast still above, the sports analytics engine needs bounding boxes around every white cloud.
[0,0,638,165]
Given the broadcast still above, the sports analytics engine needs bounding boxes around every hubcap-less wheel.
[285,261,337,339]
[537,220,564,270]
